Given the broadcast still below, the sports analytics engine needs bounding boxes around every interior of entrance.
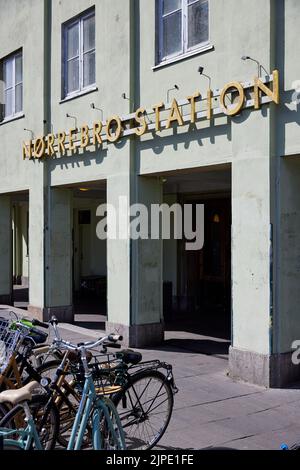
[71,181,107,329]
[10,184,107,326]
[162,166,232,353]
[12,191,29,310]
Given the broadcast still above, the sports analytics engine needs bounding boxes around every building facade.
[1,0,300,388]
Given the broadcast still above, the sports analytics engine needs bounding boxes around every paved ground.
[1,305,300,450]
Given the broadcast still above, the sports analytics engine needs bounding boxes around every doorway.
[161,166,232,353]
[69,182,107,329]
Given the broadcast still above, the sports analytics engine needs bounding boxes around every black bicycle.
[70,347,179,450]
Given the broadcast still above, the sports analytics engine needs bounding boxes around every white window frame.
[157,0,210,64]
[63,9,96,99]
[2,51,23,121]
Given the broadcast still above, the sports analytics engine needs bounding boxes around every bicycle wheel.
[55,378,92,448]
[0,396,59,450]
[112,369,174,450]
[36,360,81,449]
[97,397,126,450]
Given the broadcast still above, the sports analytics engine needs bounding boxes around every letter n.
[254,70,279,109]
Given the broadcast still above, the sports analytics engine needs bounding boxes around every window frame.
[157,0,210,65]
[1,50,23,122]
[62,8,96,99]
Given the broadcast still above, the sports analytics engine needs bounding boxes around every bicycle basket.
[0,327,22,374]
[0,317,10,342]
[71,354,123,396]
[93,360,123,396]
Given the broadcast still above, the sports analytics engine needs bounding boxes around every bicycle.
[1,314,178,450]
[0,316,126,451]
[67,347,178,450]
[0,316,61,449]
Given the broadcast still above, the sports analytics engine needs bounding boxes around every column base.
[21,276,29,287]
[106,322,164,348]
[28,305,74,323]
[0,294,13,305]
[229,346,300,388]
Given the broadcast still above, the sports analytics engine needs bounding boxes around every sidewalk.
[1,305,300,450]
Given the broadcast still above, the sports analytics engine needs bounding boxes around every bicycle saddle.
[117,349,142,365]
[0,381,40,406]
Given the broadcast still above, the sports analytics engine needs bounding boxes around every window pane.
[4,88,13,117]
[15,83,23,113]
[83,51,95,87]
[67,58,79,94]
[4,59,13,89]
[15,55,23,84]
[83,15,95,52]
[163,11,182,57]
[188,0,209,48]
[163,0,181,15]
[67,22,79,59]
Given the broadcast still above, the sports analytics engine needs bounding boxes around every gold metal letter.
[81,125,90,149]
[69,128,77,152]
[134,107,148,136]
[187,92,200,124]
[152,102,164,131]
[166,99,184,129]
[207,89,213,120]
[22,141,32,160]
[106,115,122,143]
[93,121,103,145]
[58,132,66,155]
[34,137,46,159]
[220,82,245,116]
[254,70,280,109]
[47,134,55,157]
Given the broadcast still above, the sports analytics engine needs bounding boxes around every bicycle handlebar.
[49,317,123,352]
[52,334,120,352]
[108,334,123,342]
[32,319,49,330]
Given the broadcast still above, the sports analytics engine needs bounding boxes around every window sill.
[60,86,98,104]
[152,44,214,71]
[0,113,25,126]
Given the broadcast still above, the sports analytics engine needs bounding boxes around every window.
[157,0,209,63]
[0,51,23,121]
[63,9,95,98]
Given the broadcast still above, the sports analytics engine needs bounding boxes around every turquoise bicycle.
[0,316,126,451]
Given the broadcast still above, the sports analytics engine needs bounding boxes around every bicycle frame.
[67,372,125,450]
[0,409,43,450]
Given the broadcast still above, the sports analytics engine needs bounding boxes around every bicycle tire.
[97,396,126,450]
[36,361,91,449]
[55,378,89,448]
[112,369,174,450]
[0,396,59,450]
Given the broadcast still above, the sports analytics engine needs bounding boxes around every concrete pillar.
[106,173,131,341]
[105,175,164,347]
[28,184,45,319]
[229,109,272,387]
[46,188,73,322]
[130,176,164,347]
[0,195,12,305]
[272,157,300,385]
